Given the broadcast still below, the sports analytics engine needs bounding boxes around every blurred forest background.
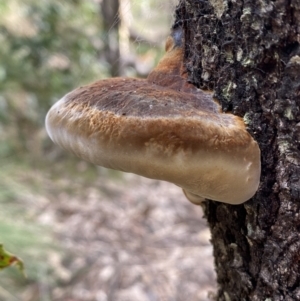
[0,0,216,300]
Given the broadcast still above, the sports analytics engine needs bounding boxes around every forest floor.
[0,158,216,301]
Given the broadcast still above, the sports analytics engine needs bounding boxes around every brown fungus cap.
[46,27,261,205]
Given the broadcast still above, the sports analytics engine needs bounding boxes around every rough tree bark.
[174,1,300,300]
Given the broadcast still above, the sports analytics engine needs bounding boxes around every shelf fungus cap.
[46,28,261,205]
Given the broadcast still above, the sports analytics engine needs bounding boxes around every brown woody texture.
[174,1,300,300]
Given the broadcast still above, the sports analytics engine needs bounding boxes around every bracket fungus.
[46,27,261,205]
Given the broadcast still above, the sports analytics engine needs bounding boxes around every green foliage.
[0,0,106,159]
[0,244,25,275]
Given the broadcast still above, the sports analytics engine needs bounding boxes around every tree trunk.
[100,0,122,76]
[174,1,300,300]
